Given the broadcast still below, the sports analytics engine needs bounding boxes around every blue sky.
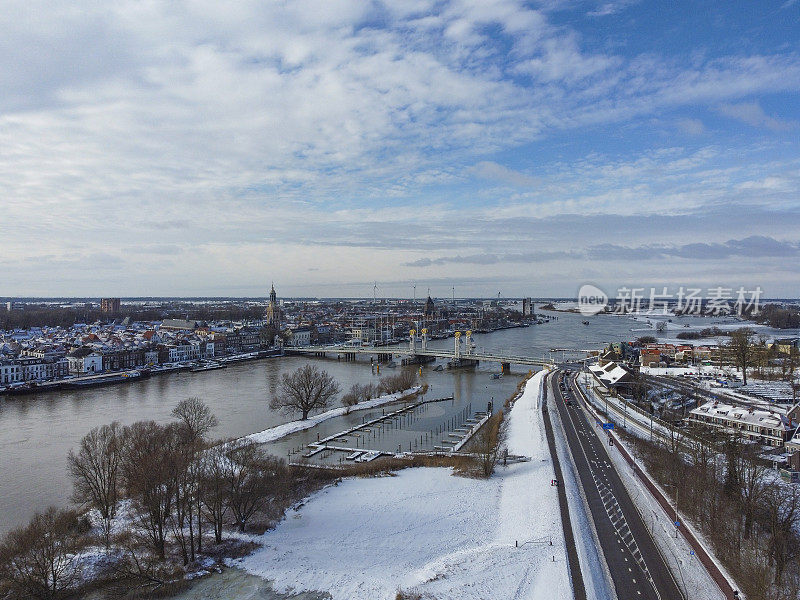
[1,0,799,297]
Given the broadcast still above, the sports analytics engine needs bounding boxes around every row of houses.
[639,339,800,368]
[0,356,70,384]
[640,343,720,367]
[0,318,286,384]
[688,400,798,448]
[587,357,800,449]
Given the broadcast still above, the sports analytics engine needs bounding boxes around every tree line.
[0,365,423,599]
[0,398,297,599]
[1,303,269,331]
[630,426,800,599]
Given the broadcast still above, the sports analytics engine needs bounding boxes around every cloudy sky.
[2,0,799,298]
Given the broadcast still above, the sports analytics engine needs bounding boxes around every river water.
[1,309,793,534]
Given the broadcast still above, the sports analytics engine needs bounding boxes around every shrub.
[0,507,85,600]
[378,370,417,395]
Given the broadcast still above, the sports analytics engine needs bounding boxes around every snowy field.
[231,371,572,600]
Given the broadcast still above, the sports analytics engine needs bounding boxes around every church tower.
[266,283,281,325]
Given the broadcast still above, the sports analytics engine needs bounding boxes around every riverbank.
[0,349,284,397]
[243,386,422,445]
[192,370,570,600]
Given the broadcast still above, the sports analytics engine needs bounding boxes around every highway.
[549,370,684,600]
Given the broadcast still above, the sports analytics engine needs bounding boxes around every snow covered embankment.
[233,371,571,600]
[243,386,420,444]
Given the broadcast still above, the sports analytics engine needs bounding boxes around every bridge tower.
[454,331,461,359]
[465,330,472,355]
[409,329,416,354]
[421,328,428,352]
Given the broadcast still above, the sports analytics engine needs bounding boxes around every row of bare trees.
[1,398,293,600]
[725,328,800,395]
[1,366,422,598]
[270,364,419,420]
[70,399,288,564]
[632,426,800,599]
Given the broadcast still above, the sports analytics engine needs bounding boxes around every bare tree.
[199,444,232,544]
[765,482,800,584]
[736,444,767,540]
[378,370,417,395]
[120,421,178,560]
[171,398,218,558]
[167,442,195,565]
[341,387,360,414]
[111,530,179,592]
[226,441,287,532]
[341,382,376,413]
[784,347,800,404]
[661,420,684,490]
[172,398,218,447]
[629,371,650,410]
[270,365,340,420]
[67,422,123,547]
[478,412,503,478]
[0,507,82,600]
[727,328,755,385]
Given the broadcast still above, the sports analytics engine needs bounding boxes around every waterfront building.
[0,361,22,384]
[101,348,145,371]
[16,356,69,381]
[167,340,202,363]
[144,349,160,366]
[66,347,103,374]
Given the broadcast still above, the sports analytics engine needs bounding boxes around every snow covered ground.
[230,371,572,600]
[243,387,420,444]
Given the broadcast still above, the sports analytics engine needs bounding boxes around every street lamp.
[664,483,680,539]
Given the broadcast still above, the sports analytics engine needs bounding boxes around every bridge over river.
[285,329,558,370]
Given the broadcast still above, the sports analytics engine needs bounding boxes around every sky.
[2,0,800,299]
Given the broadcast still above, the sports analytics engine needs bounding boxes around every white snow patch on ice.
[244,387,420,444]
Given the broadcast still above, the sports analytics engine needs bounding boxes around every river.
[1,309,791,534]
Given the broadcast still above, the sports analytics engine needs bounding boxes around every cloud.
[405,235,800,269]
[1,1,800,296]
[717,101,798,132]
[676,118,706,135]
[128,244,184,255]
[468,161,539,187]
[588,0,640,17]
[592,236,800,261]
